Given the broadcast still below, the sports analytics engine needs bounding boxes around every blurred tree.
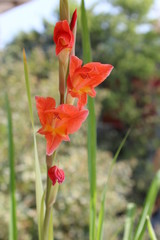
[82,0,160,156]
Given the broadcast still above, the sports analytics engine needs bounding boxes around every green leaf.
[134,170,160,240]
[81,1,96,240]
[23,48,44,240]
[81,0,92,63]
[6,94,17,240]
[97,129,130,240]
[48,210,54,240]
[146,215,158,240]
[123,203,136,240]
[40,191,46,238]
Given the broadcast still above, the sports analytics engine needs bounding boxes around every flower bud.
[48,165,65,185]
[53,20,74,58]
[70,9,77,31]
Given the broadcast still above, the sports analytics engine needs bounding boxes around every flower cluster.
[36,9,113,186]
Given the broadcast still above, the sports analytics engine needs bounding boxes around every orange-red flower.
[48,165,65,185]
[67,56,114,109]
[53,20,74,57]
[35,96,88,155]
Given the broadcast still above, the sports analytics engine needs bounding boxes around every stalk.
[42,153,57,240]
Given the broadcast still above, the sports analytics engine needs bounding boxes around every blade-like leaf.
[81,1,96,240]
[6,94,17,240]
[97,129,130,240]
[40,191,46,238]
[123,203,136,240]
[23,48,44,240]
[146,216,158,240]
[134,170,160,240]
[48,210,54,240]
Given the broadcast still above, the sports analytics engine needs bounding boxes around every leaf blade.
[123,203,136,240]
[134,170,160,240]
[23,48,44,240]
[81,1,96,239]
[97,129,130,240]
[6,94,18,240]
[146,215,158,240]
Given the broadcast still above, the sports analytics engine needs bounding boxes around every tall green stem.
[42,153,57,240]
[81,1,97,239]
[42,165,52,240]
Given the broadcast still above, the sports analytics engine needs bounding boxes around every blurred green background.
[1,0,160,239]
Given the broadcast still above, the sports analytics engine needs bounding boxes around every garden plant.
[5,0,160,240]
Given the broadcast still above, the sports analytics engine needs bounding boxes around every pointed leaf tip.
[23,48,27,61]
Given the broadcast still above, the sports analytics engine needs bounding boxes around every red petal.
[84,63,113,87]
[48,166,65,185]
[55,104,88,134]
[67,75,73,90]
[53,20,74,56]
[77,93,88,109]
[46,134,63,156]
[35,96,56,125]
[69,55,82,78]
[68,109,88,134]
[88,88,96,97]
[35,96,56,112]
[70,9,77,31]
[53,21,70,43]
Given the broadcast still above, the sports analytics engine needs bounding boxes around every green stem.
[42,166,52,240]
[59,58,70,104]
[59,62,65,104]
[42,153,56,240]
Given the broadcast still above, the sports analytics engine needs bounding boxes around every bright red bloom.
[48,165,65,185]
[35,96,88,155]
[53,20,74,56]
[67,56,114,109]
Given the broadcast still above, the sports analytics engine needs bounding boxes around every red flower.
[53,20,74,57]
[48,165,65,185]
[67,56,114,109]
[35,96,88,155]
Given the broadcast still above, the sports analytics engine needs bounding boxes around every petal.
[67,75,73,90]
[84,63,113,87]
[68,108,88,134]
[35,96,56,125]
[55,104,88,134]
[56,168,65,183]
[55,125,70,141]
[48,166,65,185]
[53,20,74,55]
[35,96,56,112]
[88,88,96,97]
[77,93,88,109]
[48,166,57,185]
[54,20,70,43]
[46,134,63,155]
[69,55,82,78]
